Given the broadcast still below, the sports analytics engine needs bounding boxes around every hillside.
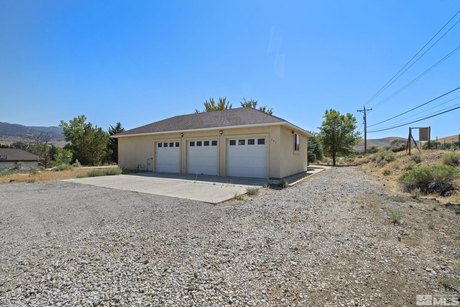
[436,133,460,144]
[0,122,65,145]
[355,137,406,153]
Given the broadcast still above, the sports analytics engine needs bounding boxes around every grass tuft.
[234,193,245,201]
[246,187,259,196]
[78,166,123,178]
[439,277,457,291]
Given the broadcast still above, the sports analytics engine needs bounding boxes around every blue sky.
[0,0,459,139]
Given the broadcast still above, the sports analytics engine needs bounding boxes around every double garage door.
[155,137,267,178]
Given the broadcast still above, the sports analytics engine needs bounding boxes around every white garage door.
[187,140,218,175]
[227,138,267,178]
[155,141,180,173]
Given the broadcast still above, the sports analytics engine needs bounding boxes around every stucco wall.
[278,126,309,178]
[118,135,156,171]
[117,124,307,179]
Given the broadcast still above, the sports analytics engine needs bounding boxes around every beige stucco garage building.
[114,107,311,180]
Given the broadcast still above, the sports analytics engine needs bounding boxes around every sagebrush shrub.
[398,165,459,196]
[376,151,396,163]
[410,155,422,164]
[443,152,460,167]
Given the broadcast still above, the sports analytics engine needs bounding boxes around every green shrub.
[307,135,323,163]
[376,151,396,163]
[367,146,378,154]
[246,187,259,196]
[13,162,23,170]
[443,152,460,167]
[53,164,72,171]
[398,165,459,195]
[390,140,406,152]
[410,155,422,164]
[388,209,403,224]
[83,166,122,178]
[54,147,73,165]
[404,161,416,171]
[434,142,460,151]
[278,181,289,188]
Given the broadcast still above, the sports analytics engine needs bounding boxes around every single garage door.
[187,139,218,175]
[227,138,267,178]
[155,141,180,173]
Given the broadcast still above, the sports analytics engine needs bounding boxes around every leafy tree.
[196,97,232,113]
[307,134,323,163]
[108,122,124,163]
[318,109,360,166]
[28,133,53,168]
[53,147,73,165]
[60,115,109,166]
[240,98,273,115]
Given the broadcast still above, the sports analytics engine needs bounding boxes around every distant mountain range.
[0,122,65,145]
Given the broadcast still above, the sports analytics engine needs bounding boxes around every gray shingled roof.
[116,107,307,137]
[0,148,40,162]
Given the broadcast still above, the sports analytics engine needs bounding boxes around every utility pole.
[357,106,372,153]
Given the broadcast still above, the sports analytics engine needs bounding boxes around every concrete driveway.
[64,173,265,204]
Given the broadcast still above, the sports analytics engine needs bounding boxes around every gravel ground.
[0,167,459,306]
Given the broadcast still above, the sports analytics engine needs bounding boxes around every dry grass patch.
[0,166,122,184]
[246,187,259,196]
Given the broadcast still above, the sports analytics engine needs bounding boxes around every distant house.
[0,148,40,170]
[113,107,311,180]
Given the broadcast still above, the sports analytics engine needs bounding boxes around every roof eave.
[112,122,310,138]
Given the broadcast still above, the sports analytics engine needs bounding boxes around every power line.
[368,85,460,127]
[368,105,460,133]
[368,19,460,109]
[371,43,460,108]
[365,8,460,107]
[375,94,460,126]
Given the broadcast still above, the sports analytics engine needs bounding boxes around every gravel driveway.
[0,167,458,306]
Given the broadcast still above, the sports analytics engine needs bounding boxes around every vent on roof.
[0,154,7,160]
